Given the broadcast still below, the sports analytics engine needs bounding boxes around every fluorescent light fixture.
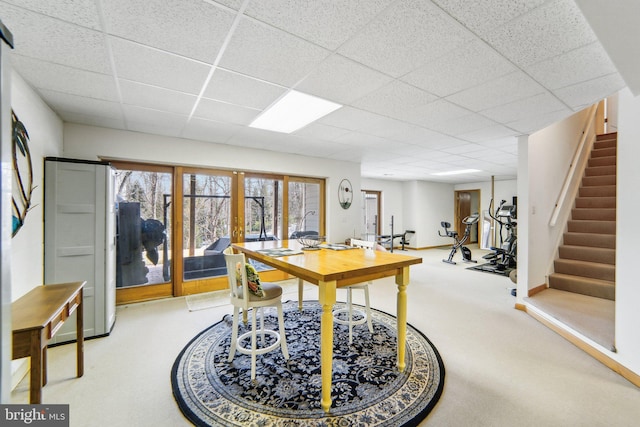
[250,90,342,133]
[431,169,481,176]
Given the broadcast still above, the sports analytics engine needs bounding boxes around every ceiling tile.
[38,89,123,119]
[481,92,569,123]
[3,0,102,29]
[476,137,519,150]
[433,0,547,37]
[102,0,236,63]
[440,143,486,155]
[12,55,119,102]
[119,80,197,115]
[219,18,332,86]
[484,0,597,67]
[59,111,126,129]
[351,80,438,118]
[225,127,300,152]
[507,109,573,134]
[337,0,474,77]
[239,0,397,50]
[181,117,243,144]
[2,4,111,73]
[401,40,516,97]
[365,118,444,143]
[111,38,211,94]
[554,73,626,110]
[446,72,545,112]
[325,147,366,162]
[203,69,286,110]
[192,98,260,126]
[295,54,393,104]
[334,131,395,150]
[294,122,351,141]
[412,136,467,151]
[122,105,188,137]
[394,99,470,128]
[526,42,619,90]
[427,113,498,136]
[457,125,520,143]
[317,107,385,132]
[286,138,351,158]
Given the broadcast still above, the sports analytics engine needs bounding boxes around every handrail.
[549,104,598,227]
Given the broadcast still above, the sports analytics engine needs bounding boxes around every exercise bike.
[482,199,517,271]
[438,213,479,264]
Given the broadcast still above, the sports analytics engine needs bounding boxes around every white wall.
[11,71,63,299]
[9,71,63,387]
[402,180,454,248]
[521,108,593,291]
[63,124,362,243]
[614,88,640,375]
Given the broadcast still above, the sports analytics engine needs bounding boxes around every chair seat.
[237,282,283,301]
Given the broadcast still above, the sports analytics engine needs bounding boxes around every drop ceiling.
[0,0,630,183]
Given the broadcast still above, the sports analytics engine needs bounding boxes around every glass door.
[112,162,173,303]
[244,175,283,241]
[288,178,323,239]
[178,168,234,295]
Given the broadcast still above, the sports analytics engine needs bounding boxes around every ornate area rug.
[171,300,445,426]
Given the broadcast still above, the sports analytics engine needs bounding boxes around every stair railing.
[548,104,598,227]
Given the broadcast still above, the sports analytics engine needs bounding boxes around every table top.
[12,282,85,333]
[233,240,422,285]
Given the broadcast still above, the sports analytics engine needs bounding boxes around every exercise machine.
[376,216,414,252]
[482,199,517,271]
[438,213,479,264]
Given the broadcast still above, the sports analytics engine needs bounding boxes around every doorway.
[362,190,381,241]
[454,189,480,244]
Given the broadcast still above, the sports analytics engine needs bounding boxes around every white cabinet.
[44,158,116,344]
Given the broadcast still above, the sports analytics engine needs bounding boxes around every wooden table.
[232,240,422,412]
[12,281,85,404]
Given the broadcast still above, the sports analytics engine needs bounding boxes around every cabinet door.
[44,160,109,343]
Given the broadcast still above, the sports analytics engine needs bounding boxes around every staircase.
[548,132,617,300]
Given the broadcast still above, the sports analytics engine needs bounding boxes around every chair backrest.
[350,238,375,250]
[223,250,249,309]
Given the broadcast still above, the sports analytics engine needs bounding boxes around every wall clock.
[338,179,353,210]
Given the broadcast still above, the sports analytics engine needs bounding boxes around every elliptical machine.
[482,199,517,271]
[438,213,479,264]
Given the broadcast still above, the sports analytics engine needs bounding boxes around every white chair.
[224,249,289,380]
[333,238,375,344]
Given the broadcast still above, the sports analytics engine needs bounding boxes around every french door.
[112,162,325,303]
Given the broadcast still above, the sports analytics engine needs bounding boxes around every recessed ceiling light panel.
[250,90,342,134]
[431,169,481,176]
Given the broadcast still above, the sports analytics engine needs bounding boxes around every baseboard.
[528,283,547,297]
[520,303,640,388]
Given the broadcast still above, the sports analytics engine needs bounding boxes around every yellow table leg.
[319,279,337,413]
[396,266,409,372]
[298,278,304,311]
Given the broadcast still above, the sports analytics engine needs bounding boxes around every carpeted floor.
[171,300,444,426]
